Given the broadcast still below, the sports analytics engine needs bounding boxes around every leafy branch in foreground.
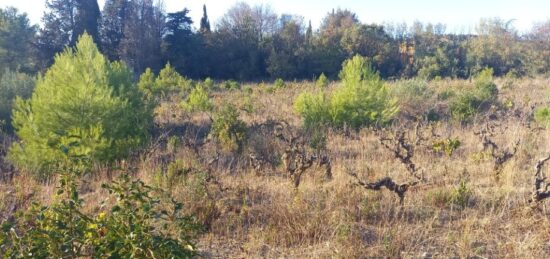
[0,148,199,258]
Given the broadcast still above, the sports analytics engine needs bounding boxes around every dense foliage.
[8,34,152,176]
[3,4,550,80]
[0,170,198,258]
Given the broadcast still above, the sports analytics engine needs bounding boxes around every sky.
[2,0,549,33]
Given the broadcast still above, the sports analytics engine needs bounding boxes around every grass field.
[1,76,550,258]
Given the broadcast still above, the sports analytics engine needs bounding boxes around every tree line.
[1,0,550,81]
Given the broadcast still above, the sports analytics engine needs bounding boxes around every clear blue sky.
[2,0,549,33]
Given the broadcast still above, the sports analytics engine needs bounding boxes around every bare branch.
[378,131,423,181]
[476,123,520,177]
[530,154,550,205]
[347,171,418,204]
[273,121,330,188]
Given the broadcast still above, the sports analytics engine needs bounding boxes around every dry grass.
[1,77,550,258]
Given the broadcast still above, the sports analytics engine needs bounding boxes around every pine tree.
[9,33,152,176]
[200,4,211,33]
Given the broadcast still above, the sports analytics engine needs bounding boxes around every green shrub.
[432,137,461,156]
[8,34,152,176]
[450,92,480,121]
[137,68,156,99]
[155,63,192,94]
[238,94,255,114]
[0,69,35,132]
[138,64,192,99]
[167,135,181,153]
[473,68,498,104]
[295,55,398,129]
[450,180,472,208]
[0,172,198,258]
[274,78,285,89]
[294,92,330,129]
[316,73,329,88]
[502,98,514,110]
[222,80,240,90]
[425,180,472,209]
[437,89,456,101]
[181,85,213,113]
[210,104,247,152]
[534,107,550,128]
[203,77,214,90]
[332,55,399,128]
[417,56,440,80]
[450,68,498,122]
[243,85,253,94]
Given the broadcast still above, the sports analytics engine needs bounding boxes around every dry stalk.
[318,155,332,180]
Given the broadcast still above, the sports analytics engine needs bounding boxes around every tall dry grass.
[1,77,549,258]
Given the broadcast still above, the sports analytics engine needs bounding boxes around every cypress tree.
[200,4,211,33]
[305,20,313,45]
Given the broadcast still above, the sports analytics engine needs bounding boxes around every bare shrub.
[474,123,520,179]
[348,129,424,204]
[529,154,550,206]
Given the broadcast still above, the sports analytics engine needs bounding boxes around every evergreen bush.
[8,34,152,176]
[534,107,550,128]
[316,73,329,88]
[294,55,399,129]
[210,104,247,152]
